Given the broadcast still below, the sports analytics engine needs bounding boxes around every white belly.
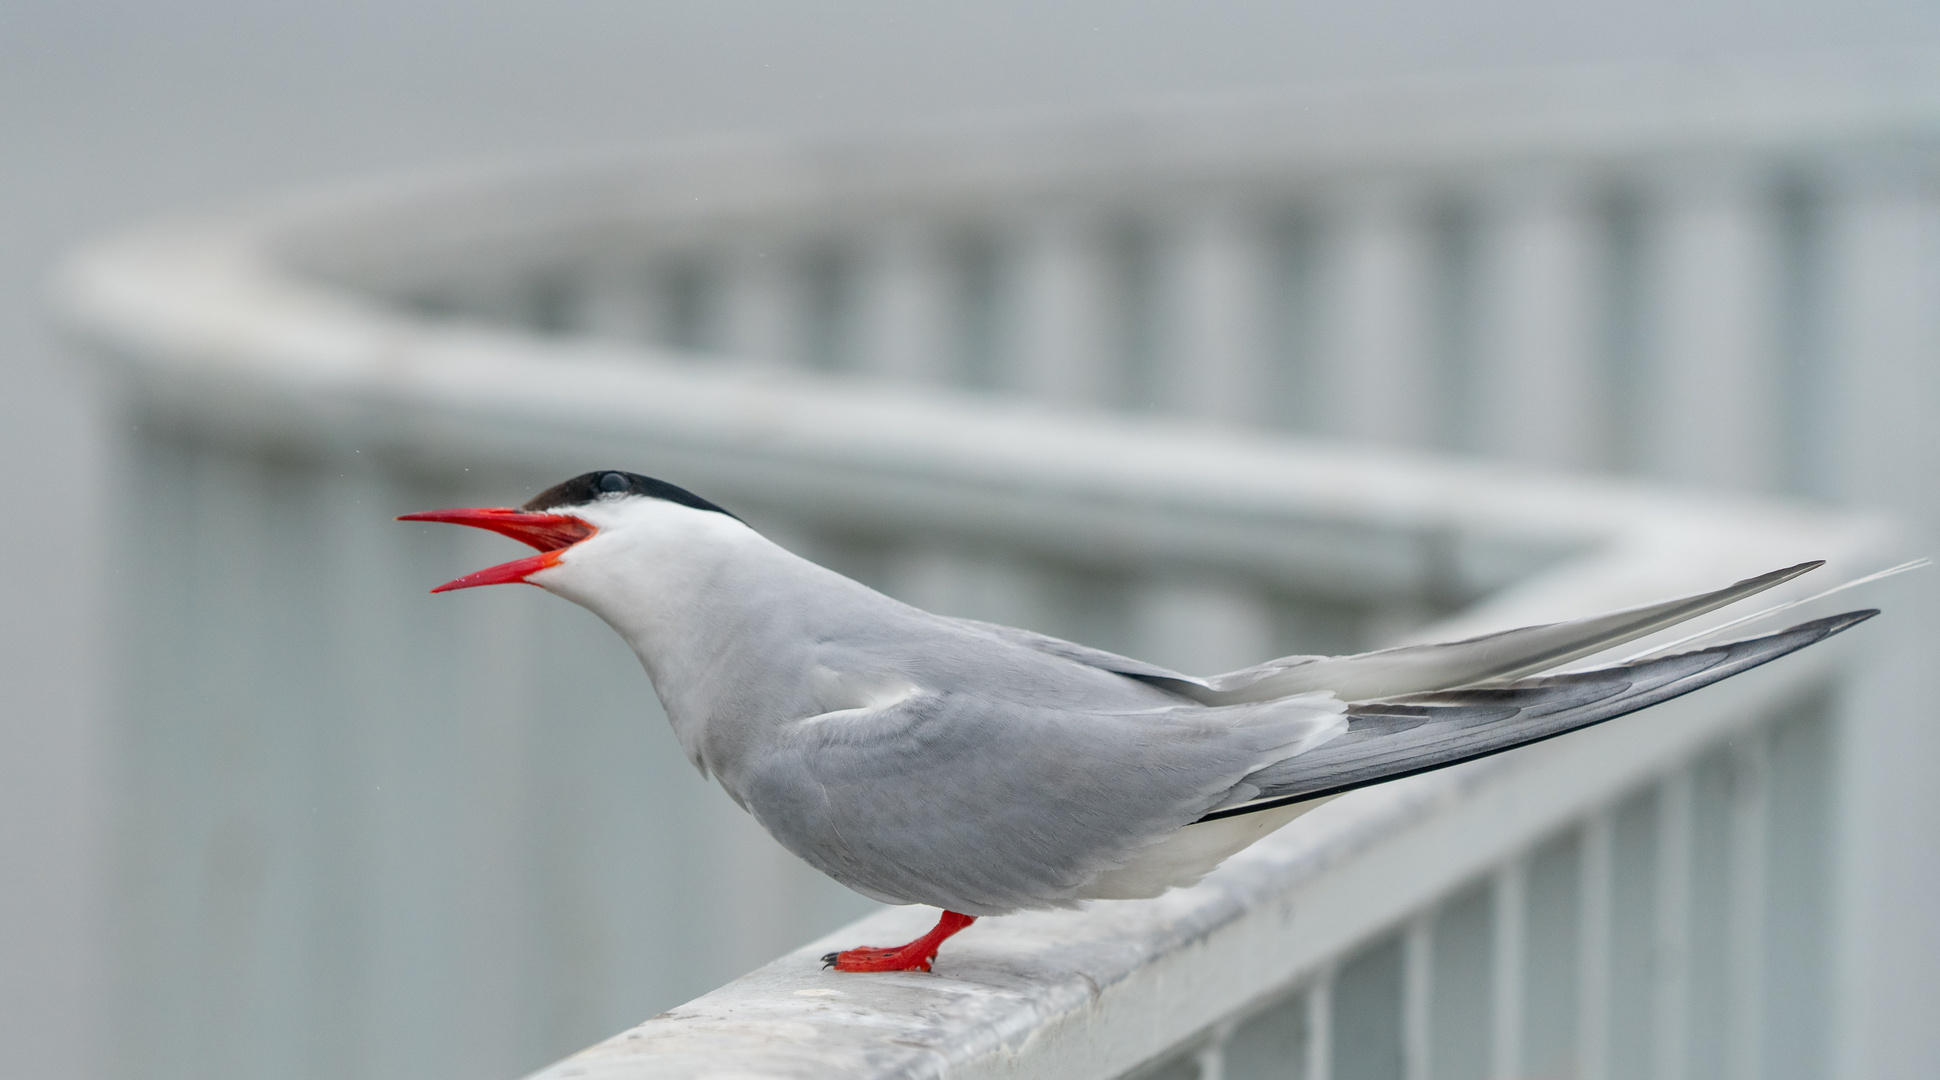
[1077,797,1336,900]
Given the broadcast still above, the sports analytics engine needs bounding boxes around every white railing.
[57,58,1919,1080]
[254,56,1940,502]
[528,660,1840,1080]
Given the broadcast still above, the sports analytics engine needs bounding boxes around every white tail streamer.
[1608,558,1930,666]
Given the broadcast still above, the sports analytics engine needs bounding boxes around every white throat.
[525,496,896,778]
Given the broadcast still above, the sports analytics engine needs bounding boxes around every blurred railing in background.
[57,59,1927,1080]
[286,57,1939,503]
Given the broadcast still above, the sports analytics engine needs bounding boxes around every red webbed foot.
[820,910,976,973]
[821,944,939,972]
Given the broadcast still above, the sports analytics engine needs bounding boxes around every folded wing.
[953,563,1824,707]
[1183,561,1824,704]
[738,686,1345,916]
[1205,609,1874,822]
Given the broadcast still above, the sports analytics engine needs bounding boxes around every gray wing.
[734,688,1344,916]
[1203,609,1875,822]
[1186,561,1823,704]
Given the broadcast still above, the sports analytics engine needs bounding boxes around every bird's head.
[398,470,743,594]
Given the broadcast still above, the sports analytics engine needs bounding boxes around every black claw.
[820,952,839,969]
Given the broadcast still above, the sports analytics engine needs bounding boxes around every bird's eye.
[598,472,630,494]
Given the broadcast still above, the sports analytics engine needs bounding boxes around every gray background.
[7,3,1940,1078]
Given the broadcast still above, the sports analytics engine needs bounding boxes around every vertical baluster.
[1308,970,1336,1080]
[1321,185,1435,447]
[1168,200,1272,424]
[1634,164,1784,491]
[722,235,796,368]
[1491,863,1526,1080]
[186,446,279,1080]
[1261,205,1328,433]
[1224,986,1312,1079]
[883,547,1040,632]
[1609,791,1661,1080]
[1133,575,1278,680]
[1195,1020,1236,1080]
[1471,172,1604,468]
[574,253,654,344]
[363,463,435,1075]
[523,265,580,336]
[1727,733,1771,1080]
[435,267,530,327]
[1598,188,1651,474]
[1011,209,1112,406]
[1654,770,1694,1080]
[1768,177,1825,499]
[313,455,415,1075]
[1103,217,1167,411]
[113,429,195,1080]
[655,251,728,354]
[1144,1050,1209,1080]
[1522,834,1582,1077]
[856,220,951,385]
[445,516,544,1077]
[1336,935,1408,1080]
[941,225,1010,392]
[1580,811,1615,1080]
[1423,197,1481,454]
[1404,915,1434,1080]
[1763,700,1836,1080]
[797,240,861,373]
[1432,884,1494,1080]
[1683,752,1736,1080]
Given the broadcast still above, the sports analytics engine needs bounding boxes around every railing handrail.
[63,205,1887,607]
[518,643,1849,1080]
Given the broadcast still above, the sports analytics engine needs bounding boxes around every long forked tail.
[1184,562,1825,704]
[1200,609,1876,823]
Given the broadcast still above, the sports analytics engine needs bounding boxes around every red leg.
[822,910,977,973]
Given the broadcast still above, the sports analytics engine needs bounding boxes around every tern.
[402,470,1877,973]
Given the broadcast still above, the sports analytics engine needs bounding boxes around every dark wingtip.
[820,952,839,970]
[1762,559,1826,585]
[1753,608,1879,650]
[1820,608,1881,633]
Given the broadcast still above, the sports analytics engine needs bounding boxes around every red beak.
[397,507,598,593]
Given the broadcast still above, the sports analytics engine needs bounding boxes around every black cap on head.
[523,471,741,520]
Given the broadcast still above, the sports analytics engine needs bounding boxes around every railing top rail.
[60,206,1884,612]
[519,632,1861,1080]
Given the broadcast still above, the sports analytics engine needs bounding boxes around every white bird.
[402,470,1876,973]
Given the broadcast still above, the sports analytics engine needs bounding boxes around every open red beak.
[397,507,598,593]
